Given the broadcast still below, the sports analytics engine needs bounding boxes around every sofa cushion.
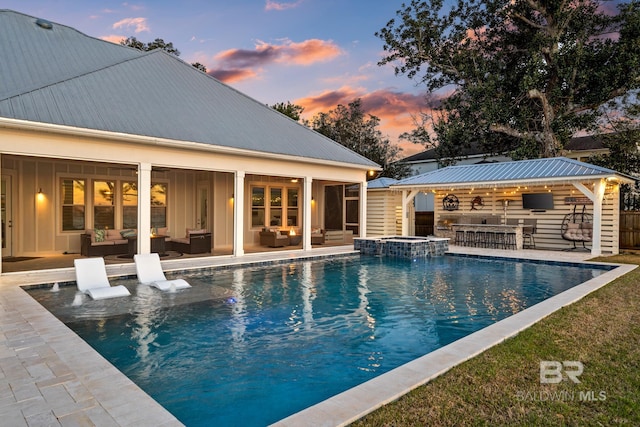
[187,228,206,236]
[106,229,122,241]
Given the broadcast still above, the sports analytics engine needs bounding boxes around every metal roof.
[0,10,378,169]
[392,157,635,188]
[367,177,398,189]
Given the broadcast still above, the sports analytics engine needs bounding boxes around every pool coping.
[0,247,635,426]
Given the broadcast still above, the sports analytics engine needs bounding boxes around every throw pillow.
[94,229,106,242]
[120,229,137,238]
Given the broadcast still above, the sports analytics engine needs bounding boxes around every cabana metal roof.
[392,157,635,189]
[0,10,378,169]
[367,177,399,189]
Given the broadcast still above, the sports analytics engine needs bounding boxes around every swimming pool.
[27,254,612,426]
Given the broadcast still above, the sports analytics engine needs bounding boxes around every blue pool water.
[28,255,612,426]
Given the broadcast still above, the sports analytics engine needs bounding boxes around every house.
[0,10,380,273]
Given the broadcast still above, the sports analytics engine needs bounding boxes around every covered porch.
[0,129,372,273]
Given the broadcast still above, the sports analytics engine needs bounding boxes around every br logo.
[540,361,583,384]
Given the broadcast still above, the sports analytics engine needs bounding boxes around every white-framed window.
[61,179,85,231]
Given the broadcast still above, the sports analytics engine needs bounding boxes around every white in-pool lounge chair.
[134,253,191,291]
[74,257,131,300]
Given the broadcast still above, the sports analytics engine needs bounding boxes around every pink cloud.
[208,68,258,83]
[112,17,150,33]
[209,38,342,83]
[265,0,304,11]
[101,35,127,44]
[295,87,436,157]
[215,39,341,69]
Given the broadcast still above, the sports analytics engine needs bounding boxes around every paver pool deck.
[0,246,635,426]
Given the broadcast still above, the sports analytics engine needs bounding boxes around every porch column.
[234,171,245,257]
[573,180,605,256]
[137,162,152,254]
[303,176,312,250]
[359,180,367,238]
[401,189,420,236]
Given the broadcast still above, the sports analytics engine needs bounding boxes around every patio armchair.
[260,228,289,247]
[169,229,212,254]
[311,228,325,245]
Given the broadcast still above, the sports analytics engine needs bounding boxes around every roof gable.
[0,10,378,168]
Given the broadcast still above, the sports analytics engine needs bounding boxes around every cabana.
[390,157,635,255]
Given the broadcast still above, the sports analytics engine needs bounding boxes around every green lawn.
[352,254,640,426]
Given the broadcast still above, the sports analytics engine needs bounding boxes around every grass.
[352,253,640,426]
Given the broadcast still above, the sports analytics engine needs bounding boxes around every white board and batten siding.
[366,190,402,237]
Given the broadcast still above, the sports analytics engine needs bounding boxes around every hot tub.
[354,236,449,259]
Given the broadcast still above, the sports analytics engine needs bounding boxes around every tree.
[377,0,640,159]
[120,36,180,56]
[191,62,208,73]
[270,101,305,122]
[587,102,640,207]
[310,99,412,179]
[121,36,207,71]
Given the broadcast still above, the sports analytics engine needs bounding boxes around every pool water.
[28,255,611,426]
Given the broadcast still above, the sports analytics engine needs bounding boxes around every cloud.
[210,38,342,83]
[208,68,259,83]
[113,17,150,33]
[215,39,341,68]
[295,86,439,157]
[101,34,127,44]
[265,0,304,11]
[122,3,145,12]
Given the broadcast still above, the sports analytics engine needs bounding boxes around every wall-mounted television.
[522,193,554,210]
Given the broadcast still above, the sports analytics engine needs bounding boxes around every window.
[93,181,115,229]
[251,187,265,228]
[61,179,85,231]
[287,188,298,226]
[269,188,282,227]
[150,183,167,228]
[122,182,137,229]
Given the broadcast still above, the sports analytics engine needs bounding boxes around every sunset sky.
[5,1,435,157]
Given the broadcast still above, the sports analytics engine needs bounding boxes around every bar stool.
[475,231,487,248]
[485,231,497,249]
[494,232,506,249]
[505,232,517,249]
[455,230,465,246]
[464,230,476,247]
